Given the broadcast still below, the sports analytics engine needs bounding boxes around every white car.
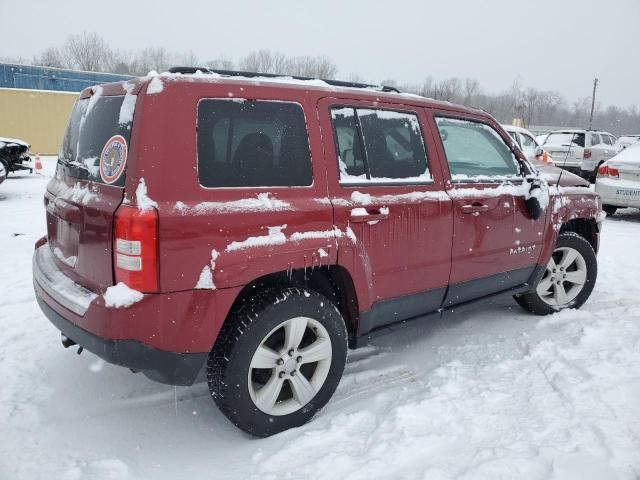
[613,135,640,152]
[501,125,554,165]
[542,129,617,182]
[595,143,640,215]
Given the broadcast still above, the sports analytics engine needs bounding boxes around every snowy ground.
[1,159,639,480]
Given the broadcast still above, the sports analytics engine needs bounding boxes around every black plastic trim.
[36,293,207,386]
[356,265,545,343]
[358,288,446,336]
[443,266,536,307]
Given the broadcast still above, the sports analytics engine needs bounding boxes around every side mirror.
[535,146,544,157]
[525,177,549,220]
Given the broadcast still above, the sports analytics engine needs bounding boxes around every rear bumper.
[33,243,216,385]
[36,294,206,385]
[595,178,640,208]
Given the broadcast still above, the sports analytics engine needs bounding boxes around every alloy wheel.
[248,316,332,416]
[536,246,588,307]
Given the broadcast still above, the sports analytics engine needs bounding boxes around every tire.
[603,205,617,216]
[207,287,348,437]
[514,232,597,315]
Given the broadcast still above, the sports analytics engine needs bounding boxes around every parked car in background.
[535,133,549,145]
[0,158,6,185]
[595,143,640,215]
[613,135,640,152]
[542,129,617,182]
[0,137,32,176]
[33,70,602,437]
[502,125,554,166]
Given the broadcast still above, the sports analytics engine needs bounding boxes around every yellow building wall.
[0,88,78,155]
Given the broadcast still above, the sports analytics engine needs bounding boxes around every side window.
[519,133,537,157]
[331,108,367,181]
[435,117,520,178]
[197,100,312,188]
[602,135,612,145]
[590,133,601,146]
[331,107,430,183]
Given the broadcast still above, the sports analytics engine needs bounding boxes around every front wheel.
[515,232,597,315]
[207,288,348,437]
[603,205,617,216]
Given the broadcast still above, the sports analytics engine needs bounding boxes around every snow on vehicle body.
[596,143,640,215]
[33,70,603,436]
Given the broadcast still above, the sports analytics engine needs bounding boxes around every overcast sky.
[2,0,639,108]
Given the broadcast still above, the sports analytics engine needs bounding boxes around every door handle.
[350,207,390,223]
[461,202,490,215]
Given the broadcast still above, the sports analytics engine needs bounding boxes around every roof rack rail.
[167,66,400,93]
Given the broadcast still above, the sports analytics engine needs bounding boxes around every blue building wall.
[0,63,132,92]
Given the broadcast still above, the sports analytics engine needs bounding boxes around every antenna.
[554,132,577,189]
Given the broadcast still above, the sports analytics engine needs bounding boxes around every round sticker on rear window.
[100,135,128,184]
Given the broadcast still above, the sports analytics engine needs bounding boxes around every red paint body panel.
[35,74,603,369]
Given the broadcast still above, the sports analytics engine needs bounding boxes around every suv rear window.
[545,132,585,148]
[197,100,312,188]
[59,95,131,186]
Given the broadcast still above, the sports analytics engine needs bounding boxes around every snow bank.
[103,282,143,308]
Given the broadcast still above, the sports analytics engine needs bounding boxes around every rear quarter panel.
[130,80,337,295]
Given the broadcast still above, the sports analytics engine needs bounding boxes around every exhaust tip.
[61,334,77,349]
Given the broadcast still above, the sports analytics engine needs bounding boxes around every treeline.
[3,32,639,134]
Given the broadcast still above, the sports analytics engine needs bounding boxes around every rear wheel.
[603,205,617,216]
[515,232,597,315]
[207,288,348,437]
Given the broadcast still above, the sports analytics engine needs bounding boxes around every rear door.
[431,113,532,305]
[318,98,452,333]
[45,92,132,292]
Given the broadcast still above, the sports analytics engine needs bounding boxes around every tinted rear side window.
[197,100,312,188]
[59,95,131,186]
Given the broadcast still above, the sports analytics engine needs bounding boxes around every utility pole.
[588,78,599,130]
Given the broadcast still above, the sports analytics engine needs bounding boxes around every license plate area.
[53,216,80,260]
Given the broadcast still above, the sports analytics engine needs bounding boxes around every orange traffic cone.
[34,153,43,172]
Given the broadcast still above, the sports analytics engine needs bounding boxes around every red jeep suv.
[33,69,603,436]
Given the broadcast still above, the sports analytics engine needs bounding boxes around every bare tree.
[62,32,111,71]
[206,56,235,70]
[33,47,66,68]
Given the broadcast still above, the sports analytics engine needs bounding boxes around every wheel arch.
[559,218,599,253]
[222,266,361,347]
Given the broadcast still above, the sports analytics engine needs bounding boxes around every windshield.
[59,95,131,186]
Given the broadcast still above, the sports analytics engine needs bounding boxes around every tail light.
[114,204,158,292]
[583,148,592,160]
[597,164,619,179]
